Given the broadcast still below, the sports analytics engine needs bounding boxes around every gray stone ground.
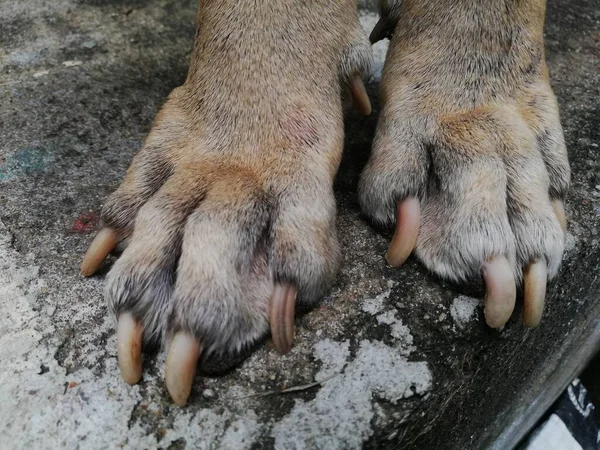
[0,0,599,449]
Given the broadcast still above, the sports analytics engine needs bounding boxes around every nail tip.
[274,341,292,355]
[523,315,542,328]
[80,263,95,277]
[119,361,142,384]
[385,253,406,268]
[171,394,189,407]
[171,391,189,407]
[122,373,142,385]
[166,380,191,407]
[484,302,512,329]
[485,317,508,329]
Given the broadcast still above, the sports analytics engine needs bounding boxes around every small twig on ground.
[237,372,341,399]
[0,80,20,87]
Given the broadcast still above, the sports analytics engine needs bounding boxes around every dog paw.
[81,0,371,406]
[360,0,570,328]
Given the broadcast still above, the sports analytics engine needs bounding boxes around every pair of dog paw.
[82,0,569,405]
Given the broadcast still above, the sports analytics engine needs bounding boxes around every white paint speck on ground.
[450,296,481,329]
[272,340,432,450]
[62,60,82,67]
[362,289,391,315]
[313,339,350,382]
[0,219,156,449]
[163,410,260,450]
[272,289,432,449]
[221,414,261,450]
[376,310,415,355]
[33,70,50,78]
[0,220,260,450]
[362,287,414,354]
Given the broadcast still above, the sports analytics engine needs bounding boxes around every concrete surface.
[0,0,599,449]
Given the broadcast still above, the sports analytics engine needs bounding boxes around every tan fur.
[359,0,570,283]
[98,0,571,356]
[102,0,372,353]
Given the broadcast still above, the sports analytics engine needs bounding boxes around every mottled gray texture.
[0,0,599,449]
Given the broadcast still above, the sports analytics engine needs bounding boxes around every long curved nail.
[386,197,420,267]
[523,260,547,327]
[165,332,202,407]
[269,283,297,354]
[482,256,517,328]
[116,313,144,385]
[349,76,372,116]
[369,17,391,44]
[81,228,119,276]
[551,199,567,234]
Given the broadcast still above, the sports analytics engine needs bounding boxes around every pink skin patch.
[72,212,100,233]
[279,107,320,148]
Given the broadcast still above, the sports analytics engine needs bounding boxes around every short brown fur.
[360,0,570,286]
[99,0,372,353]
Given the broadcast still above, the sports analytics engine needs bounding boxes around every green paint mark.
[0,147,51,181]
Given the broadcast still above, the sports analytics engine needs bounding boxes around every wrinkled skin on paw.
[82,0,372,406]
[360,0,570,329]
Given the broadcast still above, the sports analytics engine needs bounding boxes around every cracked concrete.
[1,0,599,449]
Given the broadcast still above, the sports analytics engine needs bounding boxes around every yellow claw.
[165,332,202,407]
[482,256,517,328]
[81,228,119,276]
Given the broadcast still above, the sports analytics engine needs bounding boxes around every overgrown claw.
[116,313,144,385]
[165,332,202,407]
[369,17,392,44]
[269,282,297,354]
[482,256,517,328]
[349,75,372,116]
[81,228,119,276]
[386,197,420,267]
[523,260,548,327]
